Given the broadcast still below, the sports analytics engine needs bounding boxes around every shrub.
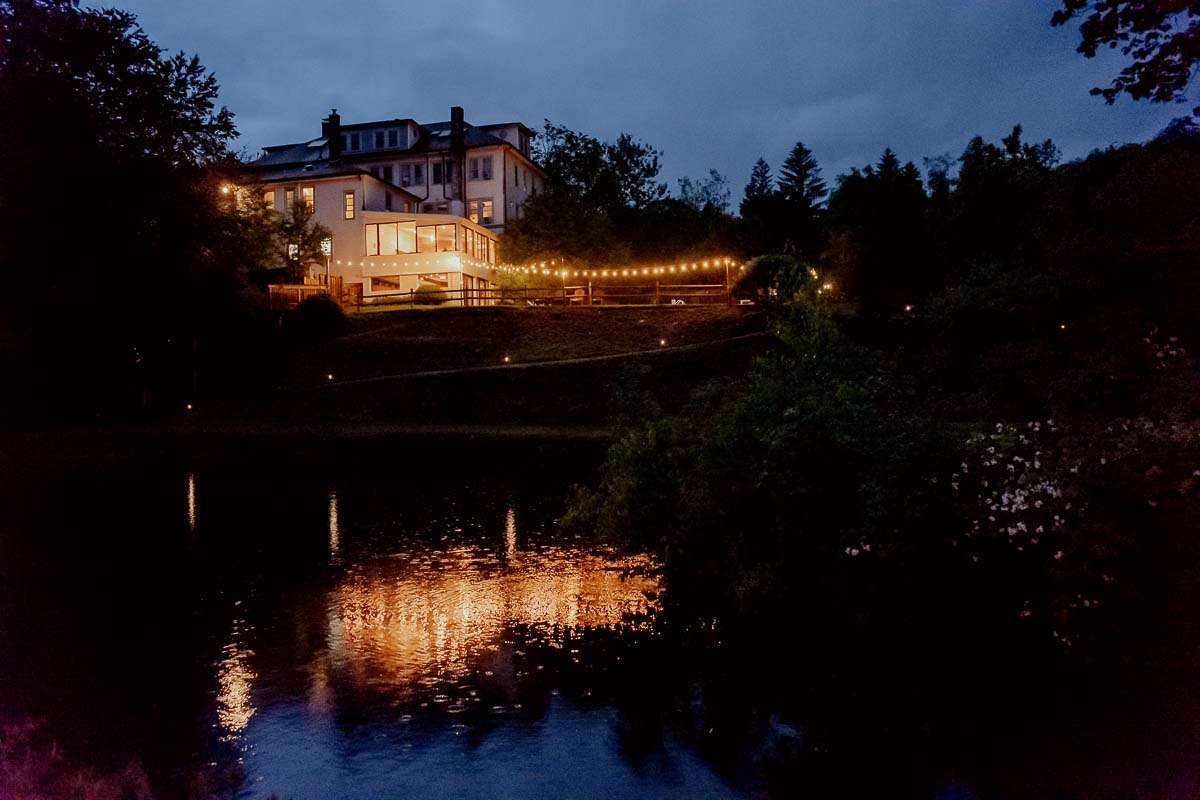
[413,285,450,306]
[291,293,346,340]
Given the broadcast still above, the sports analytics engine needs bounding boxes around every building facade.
[240,106,543,303]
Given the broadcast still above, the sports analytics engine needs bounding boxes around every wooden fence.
[362,283,734,309]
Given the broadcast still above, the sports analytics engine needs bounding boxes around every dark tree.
[778,141,828,209]
[507,121,737,265]
[826,148,929,311]
[532,121,667,215]
[0,0,254,418]
[1052,1,1200,112]
[775,141,828,260]
[678,169,731,212]
[278,203,333,282]
[742,158,774,207]
[945,125,1058,273]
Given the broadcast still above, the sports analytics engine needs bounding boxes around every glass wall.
[365,221,492,262]
[365,222,418,256]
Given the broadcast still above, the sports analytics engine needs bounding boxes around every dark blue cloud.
[114,0,1182,193]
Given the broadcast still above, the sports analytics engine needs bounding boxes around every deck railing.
[359,283,733,309]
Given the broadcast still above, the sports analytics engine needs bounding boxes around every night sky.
[114,0,1181,192]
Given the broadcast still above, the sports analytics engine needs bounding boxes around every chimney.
[448,106,466,217]
[322,109,342,160]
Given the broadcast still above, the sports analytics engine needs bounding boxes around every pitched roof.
[407,121,509,153]
[239,161,423,203]
[242,115,539,170]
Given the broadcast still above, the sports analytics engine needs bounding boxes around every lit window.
[302,186,314,213]
[372,276,402,292]
[365,222,417,255]
[468,199,494,225]
[397,222,416,252]
[435,223,456,252]
[263,189,275,209]
[344,190,355,220]
[416,225,437,253]
[379,221,397,253]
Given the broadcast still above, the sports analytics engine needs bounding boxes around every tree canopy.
[1052,1,1200,113]
[503,121,737,266]
[0,0,268,418]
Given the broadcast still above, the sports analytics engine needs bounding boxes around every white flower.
[1054,550,1064,560]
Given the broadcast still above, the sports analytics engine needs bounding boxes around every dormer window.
[349,132,361,151]
[374,130,384,149]
[387,129,398,148]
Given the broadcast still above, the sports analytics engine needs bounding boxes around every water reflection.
[327,545,657,691]
[505,504,517,562]
[187,472,196,532]
[216,617,256,741]
[328,490,340,565]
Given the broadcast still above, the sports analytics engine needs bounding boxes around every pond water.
[0,450,751,799]
[1,446,1198,799]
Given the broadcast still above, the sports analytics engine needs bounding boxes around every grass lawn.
[202,305,770,433]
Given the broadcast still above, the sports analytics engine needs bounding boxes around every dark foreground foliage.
[567,128,1200,707]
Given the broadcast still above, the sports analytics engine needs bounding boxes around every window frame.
[344,190,355,220]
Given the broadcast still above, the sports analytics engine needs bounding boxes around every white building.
[240,106,544,303]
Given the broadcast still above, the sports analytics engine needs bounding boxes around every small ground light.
[905,304,913,313]
[1060,324,1067,330]
[327,373,334,381]
[186,403,193,411]
[659,339,666,346]
[503,356,510,363]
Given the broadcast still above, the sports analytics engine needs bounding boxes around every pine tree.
[743,158,774,202]
[778,142,827,210]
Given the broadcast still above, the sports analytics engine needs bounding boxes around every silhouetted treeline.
[568,116,1200,702]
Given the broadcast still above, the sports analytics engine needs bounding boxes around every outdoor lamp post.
[321,238,332,286]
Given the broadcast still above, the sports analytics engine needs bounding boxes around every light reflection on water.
[204,478,678,797]
[187,472,196,532]
[327,490,340,565]
[325,545,657,692]
[216,617,256,740]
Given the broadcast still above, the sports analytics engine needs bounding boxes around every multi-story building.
[239,106,544,303]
